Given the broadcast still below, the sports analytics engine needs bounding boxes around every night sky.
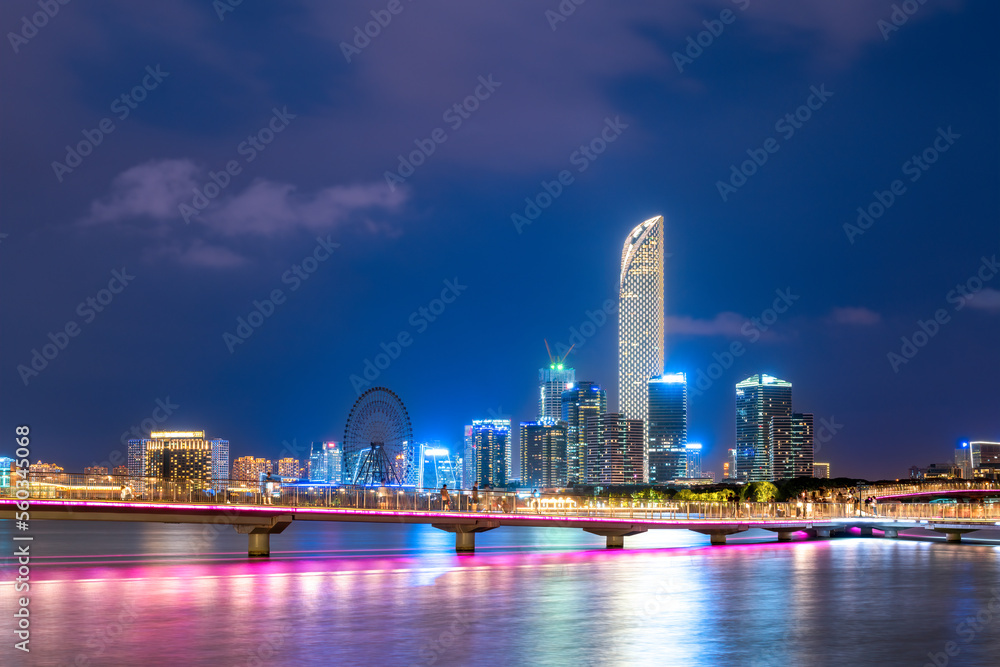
[2,0,997,480]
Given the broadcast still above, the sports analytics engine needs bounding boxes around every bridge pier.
[583,527,648,549]
[882,529,899,538]
[934,529,978,543]
[776,530,795,542]
[858,526,873,537]
[691,527,748,546]
[234,514,293,557]
[432,521,499,553]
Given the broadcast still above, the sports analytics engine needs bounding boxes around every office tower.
[520,419,569,488]
[539,357,575,421]
[210,437,230,483]
[419,444,459,489]
[813,462,830,479]
[472,419,510,487]
[145,431,213,487]
[972,441,1000,479]
[308,441,342,483]
[462,425,475,489]
[647,373,688,483]
[127,438,146,479]
[685,443,702,479]
[0,457,11,489]
[277,458,301,479]
[726,448,737,479]
[562,381,607,485]
[735,374,792,482]
[618,216,665,436]
[584,413,644,485]
[769,413,814,480]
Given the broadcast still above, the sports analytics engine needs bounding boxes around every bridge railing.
[5,473,1000,522]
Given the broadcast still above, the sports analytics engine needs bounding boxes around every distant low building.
[112,465,129,477]
[813,462,830,479]
[84,466,109,483]
[277,458,301,480]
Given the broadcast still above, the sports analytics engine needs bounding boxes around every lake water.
[2,521,1000,666]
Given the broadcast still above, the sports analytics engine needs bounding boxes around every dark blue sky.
[2,0,997,479]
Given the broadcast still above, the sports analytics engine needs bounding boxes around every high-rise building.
[127,438,146,479]
[972,441,1000,479]
[145,431,213,487]
[769,414,814,480]
[584,413,644,485]
[211,437,230,483]
[520,419,568,488]
[813,462,830,479]
[539,361,575,421]
[562,381,607,485]
[232,456,273,482]
[726,448,737,479]
[685,443,702,479]
[462,425,475,489]
[735,374,792,482]
[618,216,665,443]
[419,444,460,489]
[472,419,510,488]
[647,373,688,483]
[277,458,301,479]
[308,441,342,483]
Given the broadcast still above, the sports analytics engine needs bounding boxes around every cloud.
[829,306,881,326]
[82,159,200,225]
[667,312,747,337]
[965,288,1000,312]
[206,180,407,236]
[148,240,249,269]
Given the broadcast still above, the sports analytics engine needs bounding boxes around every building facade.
[145,431,213,487]
[735,374,792,482]
[562,381,607,485]
[472,419,510,488]
[685,443,702,479]
[232,456,273,483]
[618,216,665,453]
[584,413,644,485]
[769,413,814,480]
[813,462,830,479]
[520,419,568,488]
[539,363,575,421]
[308,441,342,483]
[647,373,688,483]
[277,458,301,479]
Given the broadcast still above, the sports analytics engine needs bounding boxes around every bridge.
[4,474,999,556]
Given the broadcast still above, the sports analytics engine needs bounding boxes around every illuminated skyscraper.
[618,216,665,473]
[647,373,688,483]
[145,431,212,487]
[277,458,301,479]
[584,413,644,485]
[308,441,342,483]
[685,443,702,479]
[735,375,792,482]
[233,456,273,482]
[562,381,607,484]
[462,425,475,489]
[520,419,568,488]
[539,356,575,421]
[769,414,814,480]
[127,438,146,478]
[472,419,510,487]
[419,444,460,489]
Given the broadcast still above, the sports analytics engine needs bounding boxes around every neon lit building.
[584,413,644,485]
[769,414,813,479]
[647,373,688,483]
[562,381,607,485]
[539,362,575,421]
[232,456,273,482]
[143,431,229,489]
[735,374,792,482]
[685,443,702,479]
[418,444,460,489]
[472,419,510,488]
[618,215,665,476]
[308,441,342,483]
[520,419,568,488]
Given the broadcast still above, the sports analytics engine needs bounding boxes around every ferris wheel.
[343,387,416,486]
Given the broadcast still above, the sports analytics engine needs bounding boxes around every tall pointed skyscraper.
[618,216,665,481]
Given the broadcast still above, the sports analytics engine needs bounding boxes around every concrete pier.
[234,514,293,557]
[432,520,500,553]
[583,527,648,549]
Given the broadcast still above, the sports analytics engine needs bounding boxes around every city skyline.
[2,2,997,484]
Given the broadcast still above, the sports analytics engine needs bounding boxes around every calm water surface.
[2,521,1000,666]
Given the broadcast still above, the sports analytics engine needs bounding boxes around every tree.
[741,481,779,502]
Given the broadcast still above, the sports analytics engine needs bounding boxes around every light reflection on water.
[2,521,1000,666]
